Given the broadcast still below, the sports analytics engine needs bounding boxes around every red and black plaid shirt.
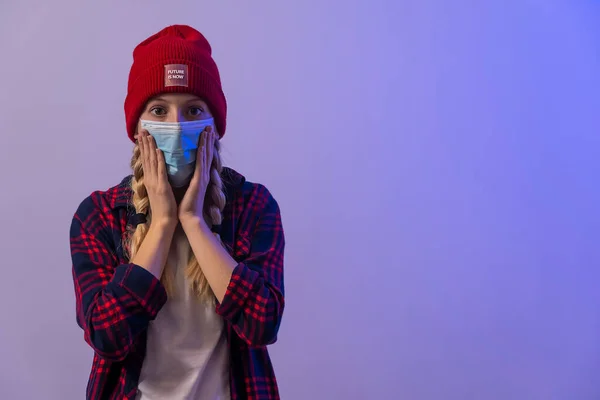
[69,168,285,400]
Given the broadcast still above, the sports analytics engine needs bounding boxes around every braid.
[125,144,150,258]
[207,139,226,228]
[185,139,226,302]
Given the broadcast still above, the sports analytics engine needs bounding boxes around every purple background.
[0,1,599,399]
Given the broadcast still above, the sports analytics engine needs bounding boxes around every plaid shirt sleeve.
[216,184,285,347]
[70,193,168,361]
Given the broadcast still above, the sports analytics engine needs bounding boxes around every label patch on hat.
[164,64,189,87]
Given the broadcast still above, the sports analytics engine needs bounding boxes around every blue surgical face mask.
[140,118,215,187]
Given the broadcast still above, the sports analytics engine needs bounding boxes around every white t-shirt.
[136,226,230,400]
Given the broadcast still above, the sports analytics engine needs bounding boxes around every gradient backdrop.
[0,1,599,399]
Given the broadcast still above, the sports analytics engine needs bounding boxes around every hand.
[178,126,217,225]
[138,130,178,227]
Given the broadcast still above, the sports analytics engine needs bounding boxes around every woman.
[69,25,285,400]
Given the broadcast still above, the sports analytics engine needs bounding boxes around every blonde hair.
[123,138,226,303]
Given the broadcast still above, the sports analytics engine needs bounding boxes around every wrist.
[179,214,210,232]
[149,217,178,233]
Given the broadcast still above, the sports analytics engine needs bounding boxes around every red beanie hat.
[124,25,227,143]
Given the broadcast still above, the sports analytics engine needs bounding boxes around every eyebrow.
[150,96,205,104]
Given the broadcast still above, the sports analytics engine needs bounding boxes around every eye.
[189,106,204,117]
[150,106,167,116]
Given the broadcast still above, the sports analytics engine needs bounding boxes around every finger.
[134,128,146,141]
[202,136,209,178]
[139,132,148,169]
[202,131,208,170]
[207,131,216,168]
[195,129,207,174]
[143,136,152,180]
[204,131,212,172]
[197,126,209,153]
[156,149,168,183]
[202,127,209,147]
[147,136,158,179]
